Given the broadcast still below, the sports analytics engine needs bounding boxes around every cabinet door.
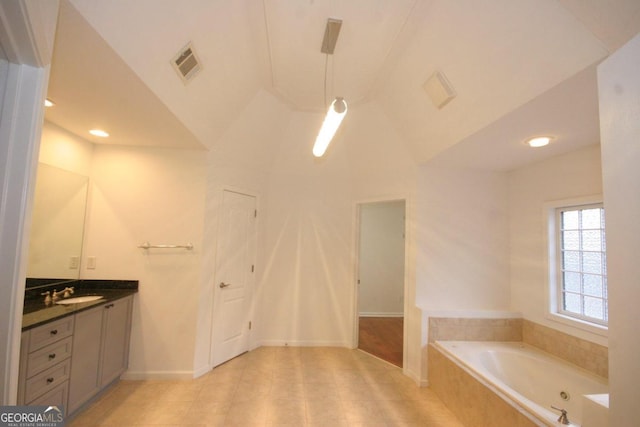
[68,306,102,414]
[100,296,133,386]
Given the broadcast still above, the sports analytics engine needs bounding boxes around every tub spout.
[551,406,570,425]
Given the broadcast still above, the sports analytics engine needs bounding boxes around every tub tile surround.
[426,317,609,427]
[428,317,608,379]
[523,320,608,379]
[428,344,541,427]
[428,317,523,343]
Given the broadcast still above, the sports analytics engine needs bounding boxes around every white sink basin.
[55,295,103,305]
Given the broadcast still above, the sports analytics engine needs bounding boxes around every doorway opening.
[355,200,406,367]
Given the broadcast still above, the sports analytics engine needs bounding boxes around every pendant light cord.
[323,53,329,110]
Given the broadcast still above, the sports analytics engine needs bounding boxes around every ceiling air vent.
[172,42,201,84]
[423,70,456,109]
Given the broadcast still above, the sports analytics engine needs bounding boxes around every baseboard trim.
[193,364,211,379]
[404,367,428,387]
[359,312,404,318]
[258,340,351,348]
[121,370,195,381]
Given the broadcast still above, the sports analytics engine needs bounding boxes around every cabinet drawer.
[27,381,68,415]
[28,316,74,351]
[25,359,71,404]
[27,336,72,378]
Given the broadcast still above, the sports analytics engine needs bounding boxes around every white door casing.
[354,199,407,367]
[210,190,257,368]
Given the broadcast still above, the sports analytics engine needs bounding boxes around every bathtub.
[433,341,608,427]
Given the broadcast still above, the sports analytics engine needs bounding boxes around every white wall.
[258,110,354,347]
[343,103,418,200]
[83,145,206,379]
[598,33,640,425]
[508,145,604,345]
[416,166,511,312]
[39,121,94,175]
[415,165,511,383]
[358,201,405,316]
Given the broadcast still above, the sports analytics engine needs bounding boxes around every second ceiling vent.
[423,70,456,109]
[172,42,202,84]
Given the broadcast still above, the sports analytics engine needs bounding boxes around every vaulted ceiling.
[45,0,640,170]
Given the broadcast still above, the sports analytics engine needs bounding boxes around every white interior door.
[210,190,257,367]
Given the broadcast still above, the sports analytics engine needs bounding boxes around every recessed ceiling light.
[89,129,109,138]
[525,136,552,148]
[44,99,55,107]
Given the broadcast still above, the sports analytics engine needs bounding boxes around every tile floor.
[68,347,464,426]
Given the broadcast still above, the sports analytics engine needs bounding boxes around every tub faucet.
[551,406,570,425]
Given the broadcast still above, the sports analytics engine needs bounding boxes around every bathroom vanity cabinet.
[17,316,75,410]
[67,295,133,414]
[17,294,134,416]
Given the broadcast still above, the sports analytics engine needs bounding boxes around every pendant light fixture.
[313,18,347,158]
[313,97,347,157]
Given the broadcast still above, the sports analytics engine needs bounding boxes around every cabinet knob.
[46,377,54,384]
[50,329,58,335]
[105,303,114,309]
[48,353,56,360]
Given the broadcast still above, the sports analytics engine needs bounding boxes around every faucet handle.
[41,291,52,304]
[551,406,570,425]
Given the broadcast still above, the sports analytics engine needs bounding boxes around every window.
[554,203,607,326]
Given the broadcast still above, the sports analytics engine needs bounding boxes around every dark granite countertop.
[22,279,138,331]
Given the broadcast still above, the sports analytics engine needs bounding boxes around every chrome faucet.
[551,406,570,425]
[52,287,74,300]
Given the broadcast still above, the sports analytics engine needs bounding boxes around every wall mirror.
[27,163,89,280]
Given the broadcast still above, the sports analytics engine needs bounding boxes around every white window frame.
[545,196,608,336]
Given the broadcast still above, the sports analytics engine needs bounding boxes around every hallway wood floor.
[358,317,404,367]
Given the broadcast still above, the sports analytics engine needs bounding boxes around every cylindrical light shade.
[313,97,347,157]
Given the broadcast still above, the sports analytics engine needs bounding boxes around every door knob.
[219,282,232,288]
